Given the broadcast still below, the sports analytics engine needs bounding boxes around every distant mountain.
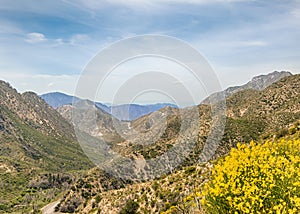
[41,92,177,121]
[109,103,178,121]
[40,92,79,108]
[0,81,92,212]
[57,102,124,144]
[202,70,292,104]
[41,71,290,120]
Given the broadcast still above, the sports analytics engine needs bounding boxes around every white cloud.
[25,32,48,43]
[23,32,95,54]
[70,34,90,45]
[1,0,299,102]
[221,40,268,48]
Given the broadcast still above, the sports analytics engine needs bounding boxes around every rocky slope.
[57,73,300,213]
[128,73,300,162]
[1,71,298,213]
[202,70,292,104]
[0,81,93,213]
[60,119,300,214]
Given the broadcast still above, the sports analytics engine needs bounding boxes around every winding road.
[41,200,60,214]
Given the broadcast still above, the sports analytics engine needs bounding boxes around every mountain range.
[0,70,299,213]
[41,70,290,121]
[55,72,300,213]
[41,92,177,121]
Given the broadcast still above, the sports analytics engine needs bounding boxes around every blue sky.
[0,0,300,104]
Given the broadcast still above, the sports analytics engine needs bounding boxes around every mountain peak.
[250,70,292,87]
[202,70,293,104]
[251,70,291,80]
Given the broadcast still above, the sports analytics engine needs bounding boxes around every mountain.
[57,102,124,144]
[41,92,111,113]
[60,73,299,178]
[0,81,93,213]
[218,73,299,155]
[42,71,290,120]
[57,119,300,214]
[55,73,300,213]
[57,162,212,213]
[135,73,300,162]
[202,70,292,104]
[40,92,79,108]
[109,103,178,121]
[41,92,177,121]
[2,72,299,213]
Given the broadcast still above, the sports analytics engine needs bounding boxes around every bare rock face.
[244,70,292,90]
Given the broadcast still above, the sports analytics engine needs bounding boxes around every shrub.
[152,181,159,191]
[119,199,139,214]
[202,139,300,213]
[95,195,102,203]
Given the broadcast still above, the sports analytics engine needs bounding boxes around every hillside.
[1,72,299,213]
[130,74,300,161]
[59,119,300,213]
[221,74,300,153]
[97,74,300,167]
[0,81,93,213]
[56,74,300,213]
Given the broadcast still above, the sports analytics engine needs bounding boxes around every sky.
[0,0,300,105]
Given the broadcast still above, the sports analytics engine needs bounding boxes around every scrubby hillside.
[90,74,300,166]
[57,74,300,213]
[68,118,300,214]
[0,81,93,213]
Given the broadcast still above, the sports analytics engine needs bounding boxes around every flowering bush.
[202,139,300,213]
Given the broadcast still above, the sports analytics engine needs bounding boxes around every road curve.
[41,200,60,214]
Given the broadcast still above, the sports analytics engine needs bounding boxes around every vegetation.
[0,81,93,213]
[120,199,139,214]
[202,139,300,213]
[0,74,300,213]
[55,74,300,213]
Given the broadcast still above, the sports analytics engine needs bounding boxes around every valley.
[0,71,299,213]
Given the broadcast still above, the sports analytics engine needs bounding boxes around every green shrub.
[119,199,139,214]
